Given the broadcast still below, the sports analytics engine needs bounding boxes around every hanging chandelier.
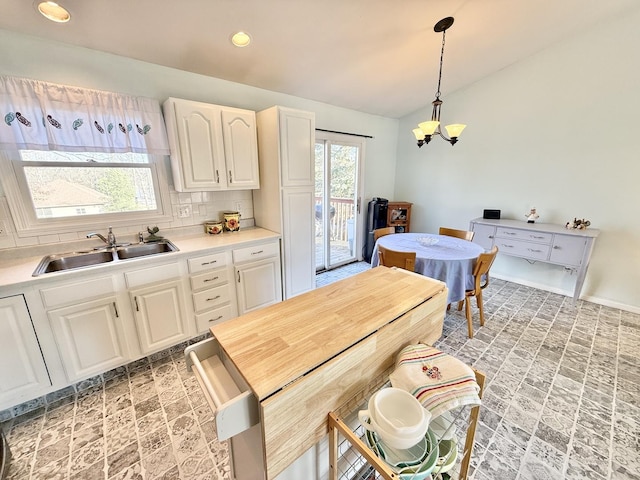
[413,17,466,147]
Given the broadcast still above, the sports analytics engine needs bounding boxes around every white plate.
[418,237,439,247]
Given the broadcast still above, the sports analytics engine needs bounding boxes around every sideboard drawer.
[494,238,550,261]
[496,227,553,244]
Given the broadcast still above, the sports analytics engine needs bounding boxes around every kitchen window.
[0,76,172,237]
[0,149,172,237]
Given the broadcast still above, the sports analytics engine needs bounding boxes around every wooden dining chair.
[439,226,475,241]
[373,226,396,242]
[458,246,498,338]
[377,245,416,272]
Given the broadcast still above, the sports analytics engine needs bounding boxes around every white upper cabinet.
[163,97,259,192]
[278,108,315,187]
[221,108,260,189]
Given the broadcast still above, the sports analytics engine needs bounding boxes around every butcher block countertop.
[210,265,449,479]
[211,265,446,401]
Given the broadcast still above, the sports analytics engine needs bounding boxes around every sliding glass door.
[315,131,364,272]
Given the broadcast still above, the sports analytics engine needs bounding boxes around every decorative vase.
[223,211,241,232]
[204,220,223,235]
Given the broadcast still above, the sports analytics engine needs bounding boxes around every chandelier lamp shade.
[413,17,466,147]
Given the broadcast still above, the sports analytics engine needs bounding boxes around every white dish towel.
[389,344,481,419]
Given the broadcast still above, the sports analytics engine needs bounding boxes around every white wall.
[0,29,399,250]
[396,9,640,311]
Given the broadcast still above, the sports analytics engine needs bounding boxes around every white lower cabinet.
[42,275,133,383]
[233,241,282,315]
[130,280,189,354]
[48,296,130,382]
[126,262,190,355]
[0,295,50,408]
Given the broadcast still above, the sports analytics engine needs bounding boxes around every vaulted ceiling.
[1,0,638,118]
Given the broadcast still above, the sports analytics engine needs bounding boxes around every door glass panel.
[315,134,362,272]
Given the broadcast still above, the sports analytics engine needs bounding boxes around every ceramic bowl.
[358,388,430,449]
[365,429,427,468]
[365,427,438,480]
[434,437,458,474]
[396,429,438,480]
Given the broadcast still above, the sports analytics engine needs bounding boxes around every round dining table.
[371,232,485,303]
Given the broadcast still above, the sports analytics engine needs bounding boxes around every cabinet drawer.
[184,337,259,441]
[496,227,553,244]
[195,304,236,333]
[125,262,181,288]
[494,238,550,261]
[233,242,279,263]
[193,284,232,312]
[188,252,229,274]
[190,269,229,291]
[40,276,116,308]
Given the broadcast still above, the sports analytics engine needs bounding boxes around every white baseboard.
[492,273,640,314]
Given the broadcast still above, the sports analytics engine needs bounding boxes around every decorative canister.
[204,220,223,235]
[223,211,241,232]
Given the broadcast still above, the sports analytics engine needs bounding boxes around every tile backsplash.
[0,188,254,255]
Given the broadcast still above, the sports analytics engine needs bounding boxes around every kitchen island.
[186,266,448,480]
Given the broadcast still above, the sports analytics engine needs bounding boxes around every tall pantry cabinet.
[253,107,316,299]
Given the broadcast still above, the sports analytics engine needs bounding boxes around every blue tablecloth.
[371,233,485,303]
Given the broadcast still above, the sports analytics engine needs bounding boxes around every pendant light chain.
[435,28,446,100]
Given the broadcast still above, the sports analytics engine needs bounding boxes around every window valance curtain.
[0,76,170,154]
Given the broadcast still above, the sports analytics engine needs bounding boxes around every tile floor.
[1,262,638,480]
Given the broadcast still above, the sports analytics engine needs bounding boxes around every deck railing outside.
[315,197,355,243]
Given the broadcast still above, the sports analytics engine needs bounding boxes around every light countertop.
[0,227,280,290]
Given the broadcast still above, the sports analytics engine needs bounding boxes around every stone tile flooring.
[1,262,638,479]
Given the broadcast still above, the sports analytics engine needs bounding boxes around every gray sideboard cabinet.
[469,218,599,301]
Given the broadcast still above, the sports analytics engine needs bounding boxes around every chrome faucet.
[87,227,117,247]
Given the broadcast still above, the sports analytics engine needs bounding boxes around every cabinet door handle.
[209,315,223,323]
[501,244,514,248]
[201,260,217,266]
[134,296,139,311]
[251,250,264,256]
[203,276,220,283]
[527,248,542,253]
[488,235,494,239]
[206,295,221,302]
[228,170,233,183]
[215,169,220,183]
[504,232,516,236]
[112,302,119,318]
[237,271,241,283]
[531,235,545,239]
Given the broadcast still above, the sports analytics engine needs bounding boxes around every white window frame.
[0,150,173,238]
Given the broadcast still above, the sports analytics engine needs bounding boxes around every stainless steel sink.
[33,250,115,275]
[116,241,178,259]
[32,240,179,276]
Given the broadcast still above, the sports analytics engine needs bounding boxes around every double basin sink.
[33,240,179,276]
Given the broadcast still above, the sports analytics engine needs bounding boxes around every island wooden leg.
[459,369,486,480]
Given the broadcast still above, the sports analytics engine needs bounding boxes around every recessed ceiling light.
[231,31,251,48]
[36,1,71,23]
